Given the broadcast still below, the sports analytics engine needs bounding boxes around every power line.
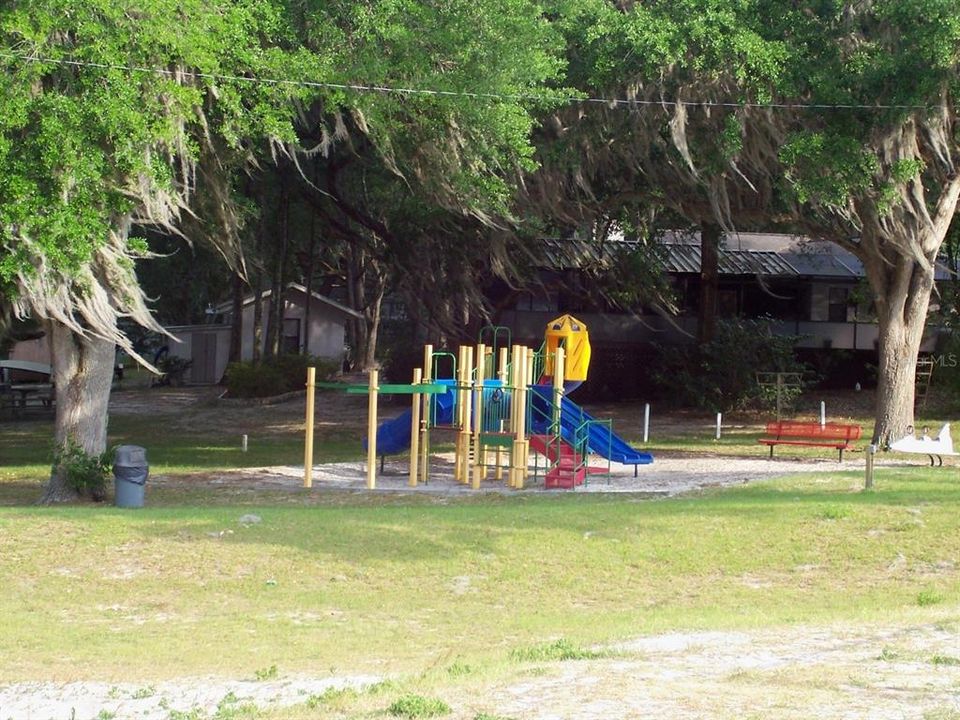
[0,51,938,112]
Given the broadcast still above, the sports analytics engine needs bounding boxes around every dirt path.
[2,620,958,719]
[467,620,960,720]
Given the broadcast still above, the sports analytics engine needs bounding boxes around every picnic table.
[0,360,55,417]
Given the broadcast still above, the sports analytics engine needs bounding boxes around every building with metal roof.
[499,231,950,356]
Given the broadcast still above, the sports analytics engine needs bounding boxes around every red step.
[545,464,587,489]
[529,434,578,463]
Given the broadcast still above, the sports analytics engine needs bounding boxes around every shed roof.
[216,282,363,319]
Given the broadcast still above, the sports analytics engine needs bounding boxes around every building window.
[828,287,849,322]
[516,291,558,312]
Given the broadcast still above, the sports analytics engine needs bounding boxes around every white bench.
[889,423,958,466]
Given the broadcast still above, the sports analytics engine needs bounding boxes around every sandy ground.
[2,621,958,719]
[472,621,960,720]
[159,451,919,498]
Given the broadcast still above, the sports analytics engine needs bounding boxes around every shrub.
[651,317,807,412]
[54,439,111,501]
[224,355,338,398]
[151,355,193,387]
[224,361,286,398]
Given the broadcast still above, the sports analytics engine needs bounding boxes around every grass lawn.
[2,389,959,717]
[1,468,958,684]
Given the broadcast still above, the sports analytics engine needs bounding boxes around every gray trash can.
[114,445,148,508]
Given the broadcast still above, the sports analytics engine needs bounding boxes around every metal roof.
[539,234,959,280]
[664,244,799,276]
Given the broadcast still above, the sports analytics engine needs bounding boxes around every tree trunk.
[228,273,244,364]
[252,272,264,363]
[302,213,317,356]
[363,281,386,370]
[42,322,115,503]
[266,270,283,360]
[346,245,366,369]
[698,221,721,344]
[870,257,935,446]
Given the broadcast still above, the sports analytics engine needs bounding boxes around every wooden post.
[366,369,379,490]
[512,345,529,489]
[409,368,422,487]
[420,344,433,485]
[776,373,783,420]
[495,347,509,481]
[473,344,486,489]
[865,443,876,489]
[454,345,463,482]
[508,345,518,488]
[462,345,474,484]
[521,346,531,488]
[304,366,316,488]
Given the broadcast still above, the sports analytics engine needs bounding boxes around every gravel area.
[196,452,905,497]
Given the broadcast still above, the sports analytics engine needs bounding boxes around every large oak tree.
[0,0,565,501]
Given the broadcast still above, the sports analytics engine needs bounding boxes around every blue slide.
[530,386,653,466]
[366,381,456,455]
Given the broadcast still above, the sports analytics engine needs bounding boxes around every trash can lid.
[114,445,148,467]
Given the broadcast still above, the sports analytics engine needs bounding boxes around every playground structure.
[303,314,653,490]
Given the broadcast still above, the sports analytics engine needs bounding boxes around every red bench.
[759,421,862,461]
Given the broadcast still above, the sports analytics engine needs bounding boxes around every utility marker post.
[865,443,876,489]
[643,403,650,444]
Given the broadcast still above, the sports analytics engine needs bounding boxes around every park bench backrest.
[765,421,862,442]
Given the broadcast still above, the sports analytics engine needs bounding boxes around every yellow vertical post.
[304,366,316,488]
[461,345,474,484]
[507,344,519,488]
[420,344,433,485]
[512,345,529,489]
[523,345,534,484]
[409,367,422,487]
[454,345,468,483]
[495,347,509,481]
[366,369,379,490]
[472,343,486,489]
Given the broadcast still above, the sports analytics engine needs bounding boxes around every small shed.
[166,283,363,384]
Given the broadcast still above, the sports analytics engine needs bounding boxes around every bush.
[54,439,111,501]
[651,317,807,412]
[224,354,339,398]
[154,355,192,386]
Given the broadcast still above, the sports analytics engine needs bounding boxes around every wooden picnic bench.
[0,360,55,418]
[759,420,862,461]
